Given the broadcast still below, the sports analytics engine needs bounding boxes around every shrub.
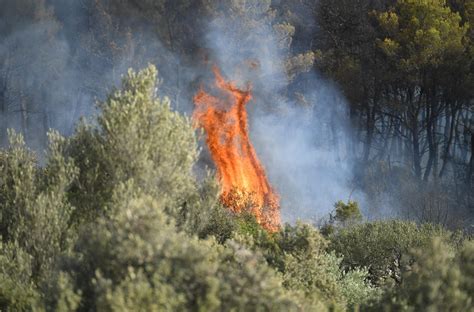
[329,220,458,285]
[64,182,221,311]
[60,182,313,311]
[0,242,41,310]
[458,240,474,296]
[333,200,362,224]
[65,65,203,228]
[234,220,378,308]
[0,131,78,310]
[371,237,473,311]
[0,64,470,311]
[183,174,236,243]
[321,200,363,236]
[278,224,378,309]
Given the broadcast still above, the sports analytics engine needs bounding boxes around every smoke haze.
[0,0,369,223]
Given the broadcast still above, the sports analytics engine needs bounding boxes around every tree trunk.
[439,104,457,178]
[363,106,375,163]
[0,76,7,146]
[412,122,422,179]
[468,130,474,187]
[424,105,435,181]
[20,93,29,142]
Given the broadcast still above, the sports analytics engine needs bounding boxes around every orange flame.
[193,66,280,231]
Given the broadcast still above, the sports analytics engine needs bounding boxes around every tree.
[376,0,469,180]
[0,130,78,310]
[65,65,199,226]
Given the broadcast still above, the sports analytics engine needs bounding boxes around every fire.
[193,66,280,231]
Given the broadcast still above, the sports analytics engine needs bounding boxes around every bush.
[0,65,471,311]
[277,224,378,309]
[321,200,363,236]
[0,242,41,310]
[59,181,316,311]
[371,238,473,311]
[0,131,77,310]
[65,65,202,228]
[63,182,221,311]
[233,220,378,308]
[329,220,459,286]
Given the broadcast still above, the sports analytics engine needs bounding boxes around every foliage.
[316,0,473,223]
[376,0,468,71]
[0,242,41,310]
[66,65,199,227]
[62,184,307,311]
[0,131,79,310]
[321,201,363,236]
[329,220,460,285]
[370,238,474,311]
[334,201,362,223]
[232,220,378,309]
[0,64,472,311]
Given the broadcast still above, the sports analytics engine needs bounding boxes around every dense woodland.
[0,0,473,311]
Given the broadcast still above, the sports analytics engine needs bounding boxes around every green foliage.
[0,130,39,244]
[184,174,236,243]
[340,267,381,308]
[322,201,363,236]
[216,240,306,312]
[372,237,473,311]
[47,66,316,311]
[329,220,459,286]
[334,200,363,224]
[54,273,82,312]
[66,65,199,226]
[277,224,378,309]
[0,242,41,310]
[376,0,468,71]
[334,200,362,222]
[61,181,309,311]
[65,182,222,311]
[232,220,377,309]
[0,64,472,311]
[459,239,474,295]
[0,130,78,310]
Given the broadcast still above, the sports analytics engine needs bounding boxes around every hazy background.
[1,0,472,228]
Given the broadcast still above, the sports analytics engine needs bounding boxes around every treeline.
[0,66,472,311]
[314,0,474,226]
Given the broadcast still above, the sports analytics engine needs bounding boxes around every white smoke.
[1,1,367,223]
[200,12,366,223]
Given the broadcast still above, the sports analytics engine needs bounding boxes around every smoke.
[252,87,365,223]
[200,10,365,222]
[1,0,366,223]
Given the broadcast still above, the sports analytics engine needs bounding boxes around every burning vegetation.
[193,66,280,231]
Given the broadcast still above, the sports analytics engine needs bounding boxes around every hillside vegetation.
[0,67,472,311]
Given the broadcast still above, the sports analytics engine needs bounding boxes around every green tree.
[0,130,78,310]
[376,0,469,180]
[66,65,199,226]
